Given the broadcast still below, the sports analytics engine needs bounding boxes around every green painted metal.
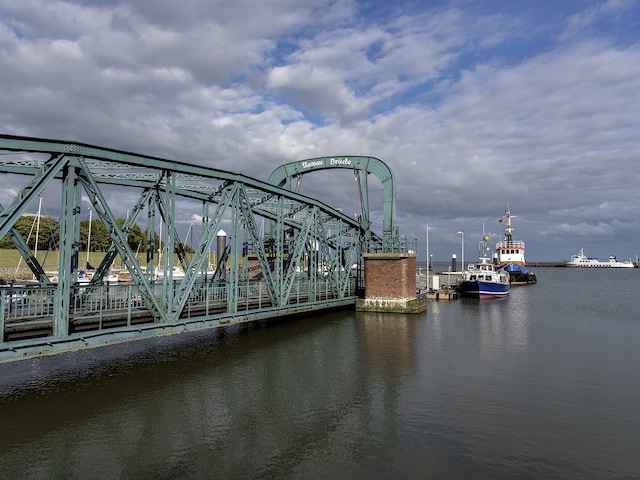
[0,296,356,363]
[0,134,370,363]
[0,202,50,283]
[55,165,79,336]
[267,156,400,252]
[0,153,67,242]
[75,156,166,323]
[87,188,154,286]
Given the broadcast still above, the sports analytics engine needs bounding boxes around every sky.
[1,0,639,262]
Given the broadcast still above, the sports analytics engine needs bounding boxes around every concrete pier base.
[356,296,426,313]
[356,252,426,313]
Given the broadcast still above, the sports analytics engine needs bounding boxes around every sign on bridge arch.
[300,157,352,169]
[268,155,400,253]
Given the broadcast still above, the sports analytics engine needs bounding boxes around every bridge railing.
[1,285,56,322]
[2,276,357,343]
[400,236,418,254]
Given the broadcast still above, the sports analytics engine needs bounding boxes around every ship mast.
[502,206,516,245]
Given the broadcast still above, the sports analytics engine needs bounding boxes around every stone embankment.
[0,267,38,283]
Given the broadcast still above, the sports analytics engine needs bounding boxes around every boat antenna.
[479,223,492,259]
[500,205,516,243]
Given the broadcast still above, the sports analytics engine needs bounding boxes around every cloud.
[0,0,639,260]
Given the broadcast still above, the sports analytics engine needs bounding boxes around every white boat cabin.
[495,239,526,267]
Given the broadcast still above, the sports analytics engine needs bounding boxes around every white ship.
[494,207,537,284]
[565,248,634,268]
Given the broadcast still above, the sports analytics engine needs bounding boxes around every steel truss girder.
[0,134,369,355]
[172,183,236,316]
[0,202,49,283]
[0,153,66,241]
[154,181,189,272]
[234,185,279,305]
[88,188,155,286]
[55,164,80,336]
[75,157,166,322]
[0,135,360,228]
[282,207,318,303]
[314,213,340,299]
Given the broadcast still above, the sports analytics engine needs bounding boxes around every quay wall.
[0,267,33,282]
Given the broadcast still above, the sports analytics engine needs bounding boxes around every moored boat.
[154,265,186,280]
[564,248,634,268]
[494,207,537,284]
[458,235,510,299]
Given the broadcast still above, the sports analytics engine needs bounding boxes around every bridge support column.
[356,252,426,313]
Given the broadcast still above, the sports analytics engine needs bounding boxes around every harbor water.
[1,266,639,479]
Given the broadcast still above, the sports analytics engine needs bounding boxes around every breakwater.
[527,262,566,267]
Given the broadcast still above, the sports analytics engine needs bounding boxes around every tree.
[78,218,148,253]
[0,215,191,258]
[80,219,110,252]
[0,215,59,250]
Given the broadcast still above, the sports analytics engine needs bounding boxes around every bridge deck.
[1,279,356,362]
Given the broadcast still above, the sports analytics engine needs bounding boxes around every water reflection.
[2,272,639,480]
[459,285,531,355]
[0,312,419,479]
[358,312,418,376]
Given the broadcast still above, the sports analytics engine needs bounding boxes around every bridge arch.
[267,156,399,252]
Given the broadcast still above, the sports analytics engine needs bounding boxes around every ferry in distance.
[564,248,634,268]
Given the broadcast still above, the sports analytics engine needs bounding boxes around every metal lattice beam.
[0,133,378,363]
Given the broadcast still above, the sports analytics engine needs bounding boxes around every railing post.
[0,291,5,343]
[99,287,104,330]
[127,284,133,326]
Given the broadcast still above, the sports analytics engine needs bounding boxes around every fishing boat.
[564,248,634,268]
[494,207,537,284]
[458,234,510,299]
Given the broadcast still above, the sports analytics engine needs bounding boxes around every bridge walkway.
[1,277,354,362]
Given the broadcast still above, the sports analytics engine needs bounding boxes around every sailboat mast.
[34,197,42,260]
[86,209,92,266]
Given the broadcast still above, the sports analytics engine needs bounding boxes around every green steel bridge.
[0,134,415,363]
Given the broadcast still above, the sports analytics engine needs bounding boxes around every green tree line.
[0,215,194,253]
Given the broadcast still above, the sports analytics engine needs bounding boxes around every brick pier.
[355,252,426,313]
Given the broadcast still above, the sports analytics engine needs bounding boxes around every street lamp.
[426,225,430,291]
[456,231,464,272]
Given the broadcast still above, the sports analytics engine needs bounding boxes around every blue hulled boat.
[458,235,510,299]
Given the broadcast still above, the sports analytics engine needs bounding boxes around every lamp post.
[426,225,430,291]
[456,231,464,272]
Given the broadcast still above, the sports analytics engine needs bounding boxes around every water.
[1,267,639,479]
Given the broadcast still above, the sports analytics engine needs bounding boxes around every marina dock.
[416,271,461,300]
